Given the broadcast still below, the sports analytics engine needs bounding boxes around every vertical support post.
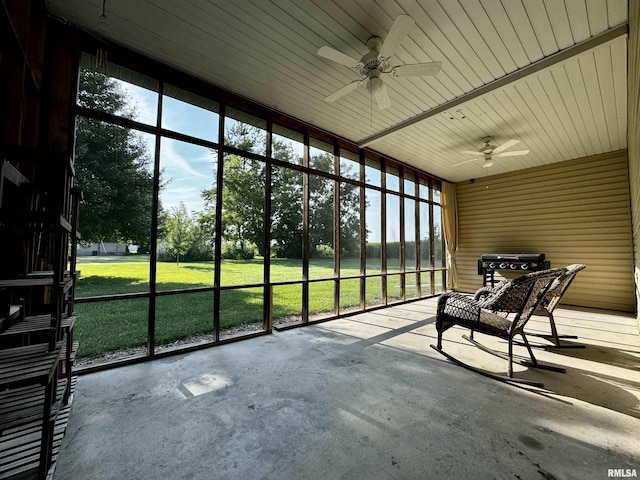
[359,150,366,310]
[147,80,163,357]
[213,102,226,341]
[414,178,422,297]
[266,285,273,332]
[399,165,406,301]
[302,129,310,323]
[429,178,435,296]
[380,161,387,305]
[333,140,340,315]
[263,115,272,332]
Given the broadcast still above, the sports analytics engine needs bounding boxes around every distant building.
[77,242,129,256]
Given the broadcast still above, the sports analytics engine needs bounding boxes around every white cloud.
[159,139,216,212]
[160,185,205,214]
[160,138,213,180]
[115,80,158,126]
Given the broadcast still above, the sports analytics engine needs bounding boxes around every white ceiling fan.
[317,15,442,110]
[453,136,530,168]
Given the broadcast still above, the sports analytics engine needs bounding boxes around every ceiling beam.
[358,23,629,148]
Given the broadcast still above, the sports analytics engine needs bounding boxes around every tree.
[199,124,361,259]
[270,165,303,258]
[224,155,266,254]
[308,151,361,258]
[201,123,267,255]
[339,181,361,257]
[75,70,156,246]
[164,202,194,265]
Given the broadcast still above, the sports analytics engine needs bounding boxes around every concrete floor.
[54,299,640,480]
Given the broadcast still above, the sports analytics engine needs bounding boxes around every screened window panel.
[309,281,336,319]
[220,154,266,286]
[155,292,214,350]
[272,124,304,164]
[339,279,361,313]
[365,188,382,274]
[420,201,431,269]
[405,198,417,272]
[271,166,303,279]
[365,158,382,187]
[75,298,148,360]
[340,149,360,180]
[365,277,383,308]
[162,84,219,143]
[78,54,159,126]
[340,182,361,277]
[219,287,265,339]
[386,165,400,193]
[272,284,303,327]
[309,174,335,280]
[386,194,401,273]
[419,176,430,200]
[309,138,334,173]
[387,274,403,303]
[225,107,267,156]
[433,204,444,268]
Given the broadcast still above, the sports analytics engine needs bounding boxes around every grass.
[74,255,441,358]
[76,256,373,296]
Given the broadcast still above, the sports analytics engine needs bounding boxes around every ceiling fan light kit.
[482,157,494,168]
[317,14,442,110]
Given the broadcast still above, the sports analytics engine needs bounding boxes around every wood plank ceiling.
[45,0,629,182]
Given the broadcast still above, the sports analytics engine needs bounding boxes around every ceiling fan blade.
[325,79,362,102]
[492,139,519,154]
[374,82,391,110]
[495,149,530,157]
[452,158,480,167]
[460,150,483,156]
[391,61,442,77]
[317,46,361,68]
[379,15,415,60]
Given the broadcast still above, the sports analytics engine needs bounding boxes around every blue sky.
[117,80,219,214]
[116,79,415,243]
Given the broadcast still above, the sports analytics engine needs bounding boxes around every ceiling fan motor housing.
[366,36,382,52]
[361,37,387,76]
[480,136,496,153]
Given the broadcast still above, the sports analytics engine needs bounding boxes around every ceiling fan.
[317,15,442,110]
[453,136,530,168]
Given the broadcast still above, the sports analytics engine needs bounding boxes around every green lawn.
[74,255,438,359]
[75,256,375,297]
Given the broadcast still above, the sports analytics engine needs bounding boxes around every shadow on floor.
[542,341,640,371]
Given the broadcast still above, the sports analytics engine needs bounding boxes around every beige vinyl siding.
[455,150,635,312]
[628,0,640,326]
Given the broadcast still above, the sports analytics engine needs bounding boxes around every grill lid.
[480,253,545,262]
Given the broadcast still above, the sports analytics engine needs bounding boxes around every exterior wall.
[455,151,635,312]
[629,0,640,326]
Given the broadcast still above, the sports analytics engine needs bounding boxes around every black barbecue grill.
[478,253,550,287]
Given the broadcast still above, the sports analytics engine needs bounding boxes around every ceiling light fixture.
[482,157,494,168]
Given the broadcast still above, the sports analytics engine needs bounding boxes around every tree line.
[75,71,362,264]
